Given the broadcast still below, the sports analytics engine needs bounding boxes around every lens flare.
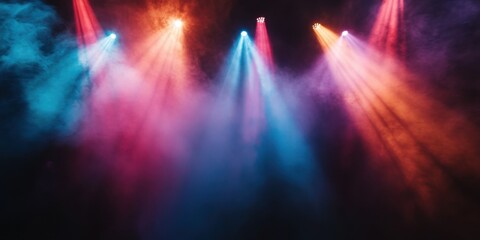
[173,19,183,28]
[241,31,248,37]
[342,30,349,37]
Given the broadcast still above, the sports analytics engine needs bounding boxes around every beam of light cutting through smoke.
[314,25,480,218]
[71,11,197,235]
[245,38,316,184]
[109,17,191,165]
[369,0,406,58]
[76,11,190,162]
[147,33,251,239]
[255,17,274,71]
[73,0,103,48]
[80,35,117,76]
[202,33,248,158]
[73,0,112,93]
[312,23,339,51]
[131,18,189,103]
[160,29,322,238]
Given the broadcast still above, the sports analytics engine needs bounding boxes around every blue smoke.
[0,1,84,160]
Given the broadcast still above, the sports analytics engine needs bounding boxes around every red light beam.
[73,0,103,48]
[369,0,406,58]
[255,17,275,71]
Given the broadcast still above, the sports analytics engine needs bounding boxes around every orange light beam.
[314,26,480,217]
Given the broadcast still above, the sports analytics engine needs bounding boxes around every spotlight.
[257,17,265,23]
[241,31,248,37]
[173,19,183,28]
[312,23,321,30]
[342,30,349,37]
[109,33,117,39]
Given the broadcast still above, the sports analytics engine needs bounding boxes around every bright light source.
[241,31,247,37]
[257,17,265,23]
[312,23,321,30]
[173,19,183,28]
[342,30,349,37]
[109,33,117,39]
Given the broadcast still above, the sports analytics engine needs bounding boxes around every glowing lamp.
[241,31,248,37]
[342,30,349,37]
[257,17,265,23]
[109,33,117,39]
[174,19,183,28]
[312,23,321,30]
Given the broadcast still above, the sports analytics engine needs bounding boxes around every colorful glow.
[255,17,274,71]
[179,30,320,229]
[312,23,339,50]
[81,35,117,74]
[369,0,406,57]
[73,0,102,47]
[312,23,321,30]
[81,12,191,162]
[70,3,197,230]
[173,19,183,28]
[2,0,480,239]
[73,0,113,81]
[313,24,480,217]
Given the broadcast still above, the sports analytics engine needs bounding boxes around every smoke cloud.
[0,1,82,160]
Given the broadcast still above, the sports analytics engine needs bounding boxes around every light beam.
[313,24,480,217]
[369,0,406,58]
[255,17,275,71]
[73,0,103,47]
